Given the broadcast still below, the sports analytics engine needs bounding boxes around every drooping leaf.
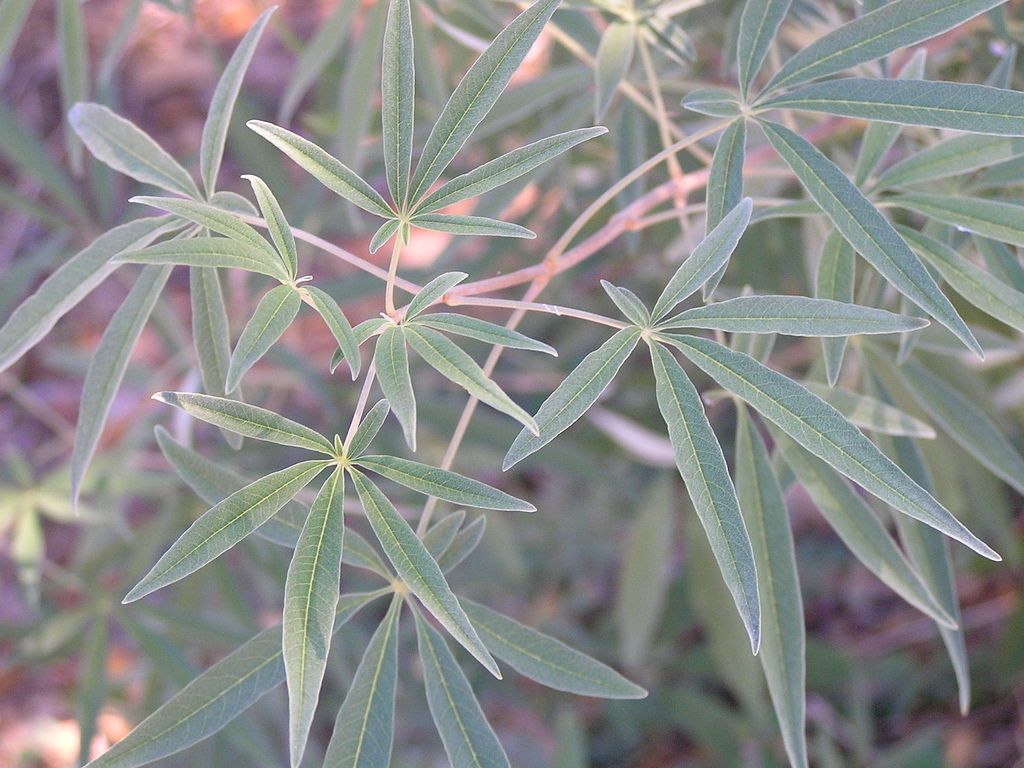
[764,79,1024,136]
[284,468,346,767]
[595,21,635,120]
[354,455,535,511]
[115,237,290,283]
[68,103,199,198]
[405,325,538,433]
[350,470,500,677]
[71,264,172,508]
[815,231,855,386]
[227,285,302,392]
[125,461,332,602]
[374,326,417,450]
[84,592,380,768]
[243,175,298,279]
[760,0,1004,94]
[407,0,562,203]
[247,121,394,217]
[651,198,753,321]
[894,193,1024,248]
[649,342,761,652]
[662,334,998,560]
[504,327,642,469]
[382,0,415,207]
[323,595,402,768]
[406,272,468,319]
[415,313,556,355]
[736,0,793,98]
[410,213,535,239]
[757,120,980,356]
[773,430,956,628]
[153,392,334,453]
[735,411,807,768]
[873,135,1024,192]
[413,610,511,768]
[414,128,607,215]
[304,286,361,379]
[200,8,274,195]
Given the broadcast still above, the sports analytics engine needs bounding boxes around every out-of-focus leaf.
[815,231,855,386]
[801,382,936,438]
[595,21,635,120]
[0,0,33,74]
[895,193,1024,248]
[874,136,1024,192]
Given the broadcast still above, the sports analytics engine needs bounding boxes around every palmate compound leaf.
[504,327,642,469]
[414,609,511,768]
[71,264,172,509]
[658,295,928,336]
[152,392,335,454]
[759,0,1005,95]
[124,460,333,602]
[349,469,500,678]
[226,284,302,393]
[660,334,999,561]
[323,594,403,768]
[771,429,957,628]
[757,120,981,356]
[648,342,761,653]
[284,467,346,767]
[85,592,383,768]
[406,0,563,205]
[463,599,646,699]
[352,455,535,511]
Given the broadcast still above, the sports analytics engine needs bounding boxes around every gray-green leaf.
[894,193,1024,248]
[736,0,793,98]
[130,195,278,257]
[374,326,417,450]
[703,120,748,298]
[595,21,635,120]
[873,135,1024,192]
[382,0,415,207]
[115,237,290,283]
[347,400,390,459]
[243,175,298,279]
[227,285,302,392]
[415,313,556,356]
[304,286,361,379]
[406,272,468,319]
[815,231,855,386]
[411,213,535,239]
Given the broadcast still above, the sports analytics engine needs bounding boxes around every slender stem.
[385,234,404,317]
[448,296,628,329]
[344,361,378,449]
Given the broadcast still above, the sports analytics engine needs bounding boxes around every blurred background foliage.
[1,0,1023,766]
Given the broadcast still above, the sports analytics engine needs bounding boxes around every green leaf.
[0,216,174,374]
[350,470,500,677]
[757,120,980,356]
[760,0,1004,94]
[413,610,511,768]
[200,7,274,195]
[866,349,1024,496]
[190,267,238,426]
[682,88,743,118]
[464,598,646,699]
[323,595,402,768]
[407,0,562,203]
[247,121,393,218]
[662,334,998,560]
[84,593,380,768]
[115,237,290,282]
[405,325,538,434]
[374,326,417,450]
[304,286,361,379]
[125,460,331,602]
[57,0,88,175]
[347,400,390,458]
[764,79,1024,136]
[423,511,467,559]
[595,21,635,120]
[414,127,606,215]
[406,272,468,319]
[600,281,650,326]
[659,295,928,336]
[227,285,302,392]
[504,328,641,469]
[410,213,535,239]
[284,468,346,767]
[71,264,171,509]
[438,516,486,573]
[130,196,278,257]
[801,382,936,439]
[897,225,1024,335]
[873,135,1024,192]
[702,120,747,299]
[75,617,109,766]
[894,193,1024,248]
[616,478,673,668]
[369,219,401,254]
[415,313,556,356]
[735,411,807,768]
[243,175,298,279]
[68,103,199,198]
[649,342,760,652]
[773,430,956,628]
[354,455,535,511]
[815,231,855,386]
[651,198,753,321]
[153,391,334,453]
[0,0,33,75]
[736,0,793,98]
[382,0,415,207]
